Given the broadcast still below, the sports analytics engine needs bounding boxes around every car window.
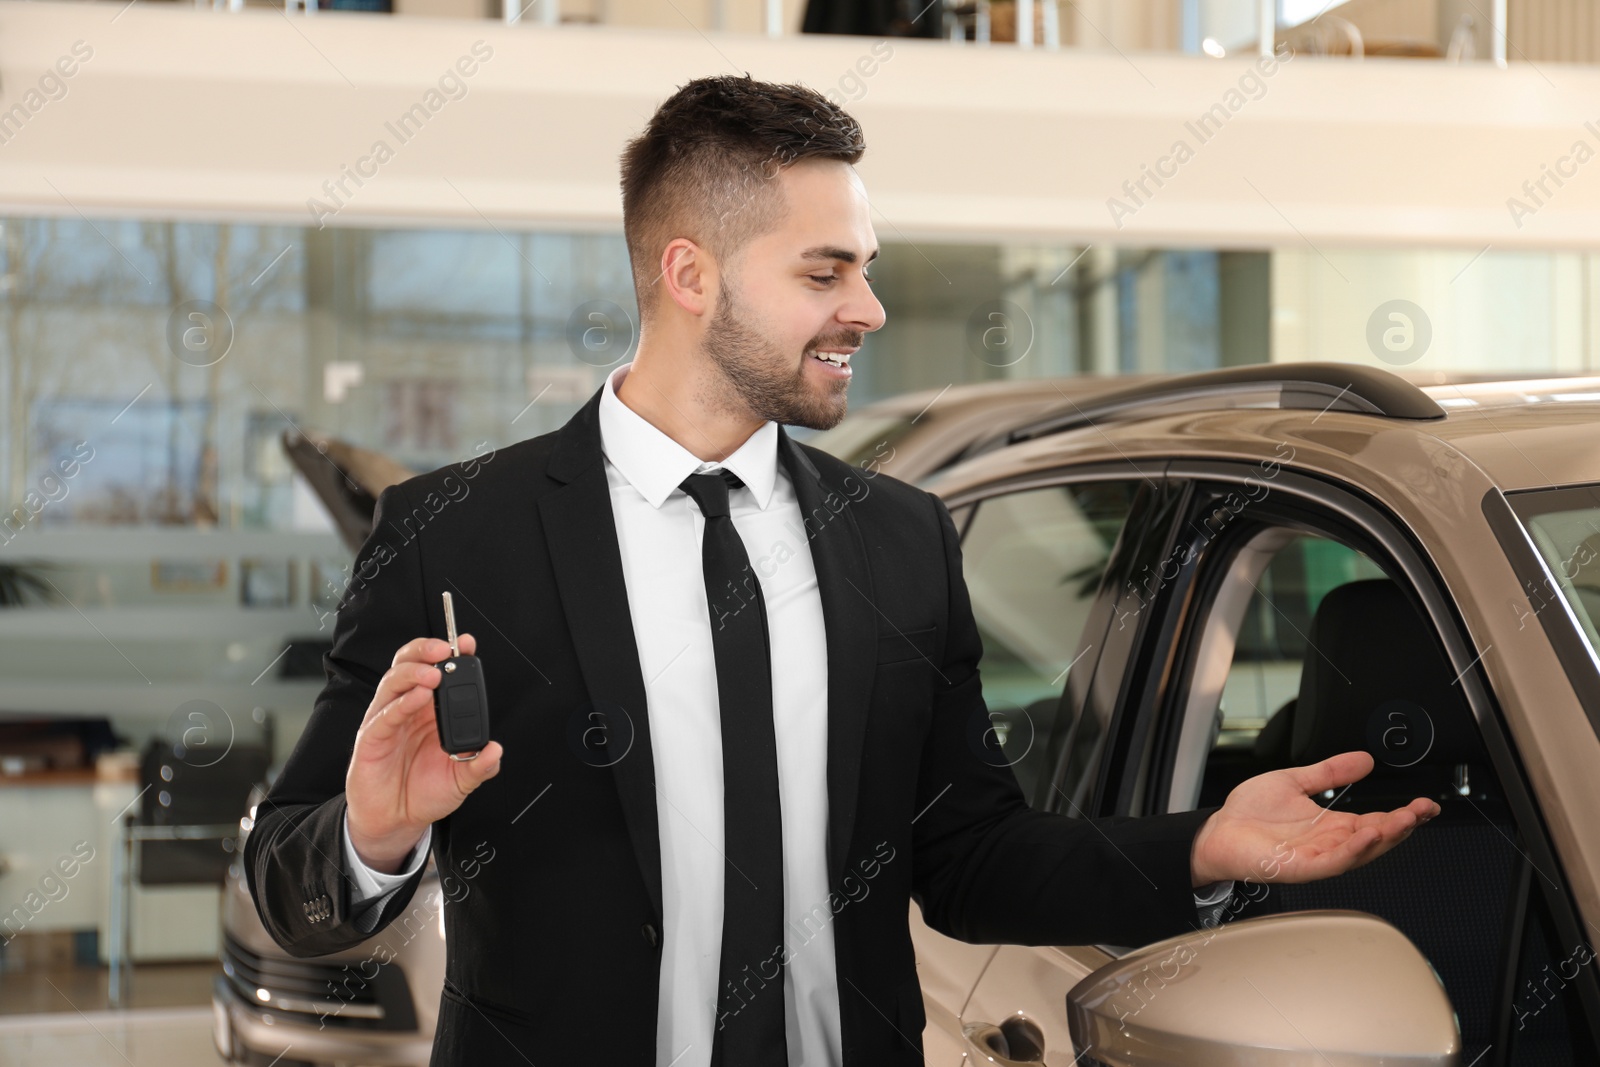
[1507,488,1600,654]
[1164,520,1549,1064]
[960,480,1138,808]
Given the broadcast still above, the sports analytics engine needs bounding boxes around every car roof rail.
[999,362,1446,448]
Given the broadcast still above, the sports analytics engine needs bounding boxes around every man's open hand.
[1189,750,1440,888]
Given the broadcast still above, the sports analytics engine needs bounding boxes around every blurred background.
[2,0,1599,1061]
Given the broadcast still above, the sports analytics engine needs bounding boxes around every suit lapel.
[536,388,880,925]
[776,428,878,889]
[538,386,663,923]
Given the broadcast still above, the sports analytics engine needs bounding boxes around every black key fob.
[434,591,490,760]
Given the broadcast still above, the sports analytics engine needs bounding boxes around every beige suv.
[902,363,1600,1065]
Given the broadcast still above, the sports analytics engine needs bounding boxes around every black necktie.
[678,469,788,1066]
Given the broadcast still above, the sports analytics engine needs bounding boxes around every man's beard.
[699,278,856,431]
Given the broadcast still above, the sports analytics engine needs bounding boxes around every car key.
[434,591,490,761]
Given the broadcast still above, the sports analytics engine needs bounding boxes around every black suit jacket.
[244,383,1217,1065]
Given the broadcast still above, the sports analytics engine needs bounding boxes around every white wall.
[1271,248,1600,371]
[2,1,1600,250]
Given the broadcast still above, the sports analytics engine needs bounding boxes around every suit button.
[641,923,659,948]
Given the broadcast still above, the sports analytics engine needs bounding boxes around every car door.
[911,466,1185,1063]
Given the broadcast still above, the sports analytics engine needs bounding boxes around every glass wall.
[0,221,1270,548]
[2,214,1598,765]
[1,220,637,535]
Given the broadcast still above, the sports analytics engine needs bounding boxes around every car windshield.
[1507,486,1600,657]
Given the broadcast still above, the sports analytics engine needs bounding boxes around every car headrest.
[1290,579,1485,774]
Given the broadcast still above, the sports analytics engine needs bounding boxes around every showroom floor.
[0,1006,219,1066]
[0,962,224,1066]
[0,960,214,1015]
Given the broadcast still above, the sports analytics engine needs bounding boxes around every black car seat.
[1228,578,1517,1061]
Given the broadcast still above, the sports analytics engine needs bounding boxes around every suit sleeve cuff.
[342,808,431,904]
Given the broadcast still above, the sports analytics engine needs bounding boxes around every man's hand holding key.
[345,633,504,874]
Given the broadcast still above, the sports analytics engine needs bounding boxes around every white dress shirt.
[340,362,1233,1062]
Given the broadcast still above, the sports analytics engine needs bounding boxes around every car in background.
[213,784,446,1067]
[807,369,1516,486]
[279,428,419,553]
[905,363,1600,1065]
[806,375,1149,484]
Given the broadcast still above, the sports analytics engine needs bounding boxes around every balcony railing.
[195,0,1515,65]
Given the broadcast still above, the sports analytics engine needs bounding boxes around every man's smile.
[807,344,857,376]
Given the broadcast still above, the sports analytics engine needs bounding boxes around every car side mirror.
[1066,909,1459,1065]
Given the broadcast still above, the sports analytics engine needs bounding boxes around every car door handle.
[962,1016,1049,1065]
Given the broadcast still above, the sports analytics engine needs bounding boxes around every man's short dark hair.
[619,74,866,324]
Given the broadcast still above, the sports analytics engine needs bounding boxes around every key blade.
[442,591,460,658]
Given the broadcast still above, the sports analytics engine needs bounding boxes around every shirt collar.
[597,361,779,511]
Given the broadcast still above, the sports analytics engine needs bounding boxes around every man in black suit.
[245,75,1438,1066]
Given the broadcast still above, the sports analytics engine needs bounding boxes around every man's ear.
[659,237,713,318]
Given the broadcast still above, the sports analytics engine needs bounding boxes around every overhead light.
[1202,37,1227,58]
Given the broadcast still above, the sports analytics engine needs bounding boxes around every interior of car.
[1170,523,1593,1064]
